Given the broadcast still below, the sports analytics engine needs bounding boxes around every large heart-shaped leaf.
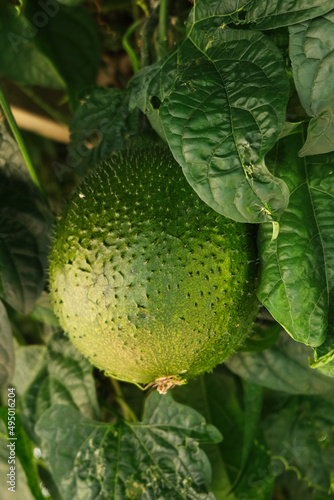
[257,130,334,347]
[289,12,334,156]
[245,0,334,30]
[35,391,221,500]
[160,27,290,223]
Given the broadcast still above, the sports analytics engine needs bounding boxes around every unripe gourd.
[49,144,258,393]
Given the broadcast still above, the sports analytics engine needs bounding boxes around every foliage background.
[0,0,334,499]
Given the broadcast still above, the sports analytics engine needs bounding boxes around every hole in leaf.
[238,10,247,21]
[151,96,161,110]
[84,130,102,149]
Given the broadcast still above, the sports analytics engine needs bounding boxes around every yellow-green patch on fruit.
[49,144,258,392]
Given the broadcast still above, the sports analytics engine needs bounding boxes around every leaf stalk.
[0,85,46,200]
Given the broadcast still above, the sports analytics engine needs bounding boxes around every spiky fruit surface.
[49,144,258,390]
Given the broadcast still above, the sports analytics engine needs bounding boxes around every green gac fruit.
[49,144,258,394]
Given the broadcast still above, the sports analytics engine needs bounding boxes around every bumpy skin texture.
[49,146,258,387]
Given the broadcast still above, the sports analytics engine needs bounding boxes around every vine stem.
[110,378,138,422]
[140,6,160,67]
[0,85,46,200]
[158,0,170,58]
[122,19,142,73]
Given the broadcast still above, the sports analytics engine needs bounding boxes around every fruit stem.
[0,84,46,201]
[145,375,186,394]
[110,378,138,422]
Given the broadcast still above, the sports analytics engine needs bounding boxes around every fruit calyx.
[145,375,187,395]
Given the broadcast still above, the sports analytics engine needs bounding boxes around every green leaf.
[0,408,45,500]
[0,301,15,389]
[231,381,264,491]
[69,87,139,175]
[263,394,334,495]
[245,0,334,30]
[0,4,64,88]
[0,122,40,186]
[228,332,334,394]
[257,131,334,347]
[186,0,253,31]
[0,124,53,315]
[30,291,60,327]
[311,333,334,376]
[25,2,101,106]
[11,344,46,396]
[159,27,290,223]
[35,392,221,500]
[0,217,45,315]
[128,47,182,139]
[174,371,274,500]
[234,446,274,500]
[12,335,100,441]
[174,374,236,500]
[289,12,334,156]
[239,312,281,352]
[278,121,305,140]
[129,48,179,114]
[300,113,334,157]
